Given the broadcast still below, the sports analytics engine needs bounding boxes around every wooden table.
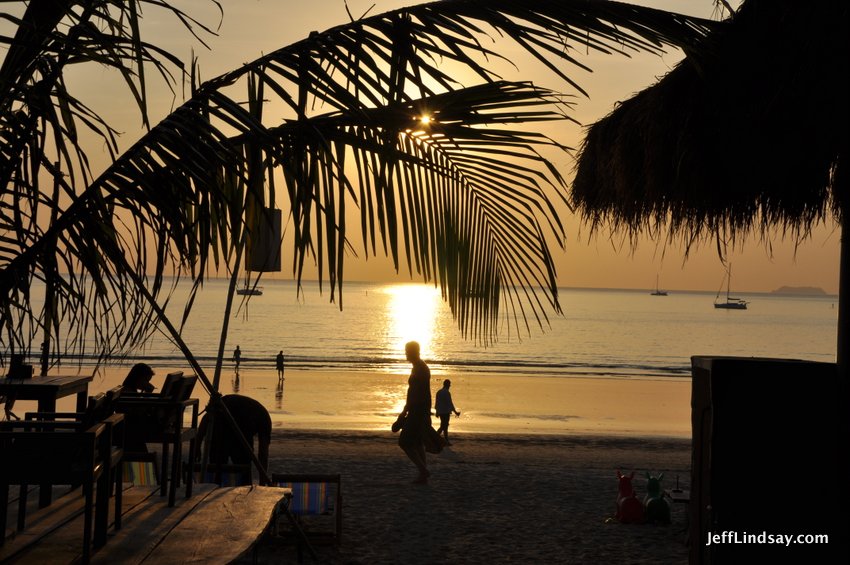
[3,484,315,564]
[0,374,94,507]
[0,374,93,413]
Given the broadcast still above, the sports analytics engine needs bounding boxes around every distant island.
[771,286,828,296]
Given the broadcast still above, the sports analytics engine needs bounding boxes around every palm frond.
[1,0,714,358]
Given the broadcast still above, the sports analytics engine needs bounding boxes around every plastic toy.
[643,472,671,524]
[615,470,644,524]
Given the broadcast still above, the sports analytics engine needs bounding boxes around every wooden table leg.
[160,441,170,499]
[76,390,88,412]
[169,438,181,507]
[37,396,57,508]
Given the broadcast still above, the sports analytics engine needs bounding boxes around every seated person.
[198,394,271,472]
[122,363,156,393]
[120,363,161,453]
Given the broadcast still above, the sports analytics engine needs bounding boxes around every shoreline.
[26,365,693,439]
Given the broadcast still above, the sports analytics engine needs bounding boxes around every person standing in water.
[233,345,242,370]
[396,341,432,484]
[276,350,285,380]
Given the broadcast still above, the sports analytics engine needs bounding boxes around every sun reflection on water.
[384,284,440,361]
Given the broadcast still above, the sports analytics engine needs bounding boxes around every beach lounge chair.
[270,473,342,547]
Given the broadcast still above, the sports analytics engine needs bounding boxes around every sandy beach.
[248,429,692,564]
[22,366,692,563]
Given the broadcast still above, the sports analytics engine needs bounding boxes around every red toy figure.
[616,470,645,524]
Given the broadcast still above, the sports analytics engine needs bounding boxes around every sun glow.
[384,284,440,360]
[418,114,432,126]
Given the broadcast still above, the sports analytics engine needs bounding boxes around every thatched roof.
[572,0,849,246]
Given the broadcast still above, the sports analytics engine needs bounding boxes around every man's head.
[443,379,451,389]
[405,341,420,362]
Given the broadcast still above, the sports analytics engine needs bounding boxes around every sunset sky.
[80,0,841,294]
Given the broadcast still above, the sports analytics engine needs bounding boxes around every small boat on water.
[650,275,668,296]
[714,267,747,310]
[236,286,263,296]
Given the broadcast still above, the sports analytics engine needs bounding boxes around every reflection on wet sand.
[276,377,284,410]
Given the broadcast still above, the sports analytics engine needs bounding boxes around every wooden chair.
[115,374,199,506]
[23,387,126,540]
[0,421,108,563]
[270,473,342,547]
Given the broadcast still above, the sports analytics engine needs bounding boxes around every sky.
[74,0,842,294]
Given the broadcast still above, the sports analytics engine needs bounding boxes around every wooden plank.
[4,484,283,564]
[2,483,149,565]
[144,486,286,564]
[1,487,87,562]
[89,483,218,564]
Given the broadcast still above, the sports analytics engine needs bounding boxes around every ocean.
[8,280,838,437]
[118,279,837,378]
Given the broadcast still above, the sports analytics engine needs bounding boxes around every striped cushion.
[123,461,158,486]
[275,482,328,515]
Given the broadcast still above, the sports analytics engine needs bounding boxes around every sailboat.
[236,285,263,296]
[236,272,263,296]
[650,275,668,296]
[714,267,747,310]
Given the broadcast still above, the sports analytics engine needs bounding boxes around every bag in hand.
[391,412,406,433]
[424,425,447,454]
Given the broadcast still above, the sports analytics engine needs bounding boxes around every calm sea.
[8,280,838,436]
[104,279,837,379]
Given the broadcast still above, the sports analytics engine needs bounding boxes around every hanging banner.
[247,207,282,272]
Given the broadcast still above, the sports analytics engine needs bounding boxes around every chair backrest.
[81,392,108,428]
[176,375,197,401]
[105,384,123,402]
[80,385,124,428]
[160,371,184,398]
[0,424,105,483]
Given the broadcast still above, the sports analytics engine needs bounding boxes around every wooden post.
[839,224,850,378]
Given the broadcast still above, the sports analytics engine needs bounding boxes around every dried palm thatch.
[572,0,848,251]
[572,0,850,373]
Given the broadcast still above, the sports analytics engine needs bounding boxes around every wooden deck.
[2,483,287,564]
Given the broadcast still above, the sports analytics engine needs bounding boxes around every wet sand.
[78,366,692,438]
